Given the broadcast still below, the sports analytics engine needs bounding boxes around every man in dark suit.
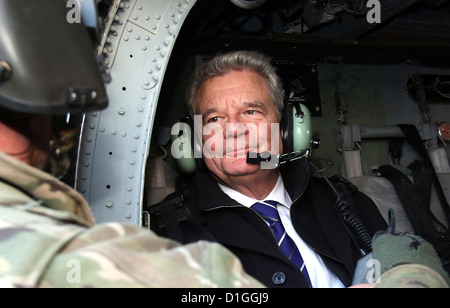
[154,50,387,288]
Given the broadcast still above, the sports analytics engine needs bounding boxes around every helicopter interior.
[73,0,450,237]
[144,0,450,233]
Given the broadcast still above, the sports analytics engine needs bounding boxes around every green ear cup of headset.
[171,122,197,174]
[291,103,312,152]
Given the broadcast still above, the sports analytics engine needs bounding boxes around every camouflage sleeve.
[41,223,265,288]
[0,206,264,288]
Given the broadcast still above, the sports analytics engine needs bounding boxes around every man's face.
[196,69,283,183]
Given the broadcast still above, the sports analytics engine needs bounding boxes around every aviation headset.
[172,99,312,174]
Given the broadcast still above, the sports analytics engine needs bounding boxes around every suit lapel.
[291,178,355,275]
[205,205,289,261]
[190,171,283,259]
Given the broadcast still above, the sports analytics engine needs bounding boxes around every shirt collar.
[218,174,293,209]
[192,159,309,212]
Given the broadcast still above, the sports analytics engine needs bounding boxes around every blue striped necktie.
[252,200,312,287]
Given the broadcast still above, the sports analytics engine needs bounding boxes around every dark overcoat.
[152,160,387,288]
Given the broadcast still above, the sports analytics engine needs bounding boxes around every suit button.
[272,272,286,285]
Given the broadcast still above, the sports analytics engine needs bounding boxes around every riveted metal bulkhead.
[76,0,197,225]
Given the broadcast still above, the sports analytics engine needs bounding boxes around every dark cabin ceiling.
[173,0,450,67]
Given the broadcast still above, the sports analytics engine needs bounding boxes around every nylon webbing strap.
[378,165,450,270]
[378,165,440,237]
[398,125,450,225]
[409,161,448,233]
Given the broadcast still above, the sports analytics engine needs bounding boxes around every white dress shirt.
[219,175,345,288]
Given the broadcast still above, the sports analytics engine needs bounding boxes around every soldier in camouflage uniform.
[0,150,263,288]
[0,1,263,288]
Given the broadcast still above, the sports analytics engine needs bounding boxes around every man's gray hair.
[186,50,285,120]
